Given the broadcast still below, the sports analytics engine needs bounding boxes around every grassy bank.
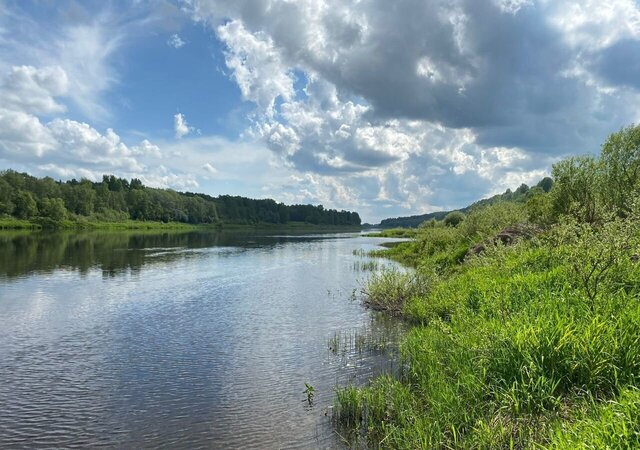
[339,219,640,448]
[365,228,419,238]
[0,217,209,231]
[335,127,640,448]
[0,217,41,230]
[0,216,363,232]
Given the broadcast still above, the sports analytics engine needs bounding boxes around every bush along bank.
[335,124,640,449]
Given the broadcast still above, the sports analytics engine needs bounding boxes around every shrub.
[526,188,555,226]
[459,201,527,241]
[443,211,465,227]
[551,156,604,224]
[548,215,640,307]
[600,124,640,216]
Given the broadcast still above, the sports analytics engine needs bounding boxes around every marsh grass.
[328,318,405,356]
[352,260,384,272]
[361,268,432,314]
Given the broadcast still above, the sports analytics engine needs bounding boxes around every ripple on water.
[0,231,406,449]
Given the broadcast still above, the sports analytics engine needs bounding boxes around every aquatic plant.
[304,382,316,405]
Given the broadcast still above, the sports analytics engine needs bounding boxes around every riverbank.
[0,216,363,233]
[334,127,640,449]
[364,228,419,238]
[0,217,208,231]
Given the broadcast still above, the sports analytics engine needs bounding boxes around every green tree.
[536,176,554,193]
[39,197,68,221]
[551,156,603,223]
[0,178,15,215]
[600,124,640,215]
[525,187,554,226]
[63,181,95,216]
[13,191,38,219]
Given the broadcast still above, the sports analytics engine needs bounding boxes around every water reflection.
[0,230,354,279]
[0,230,405,449]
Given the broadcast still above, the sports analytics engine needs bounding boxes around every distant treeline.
[0,171,361,226]
[379,177,554,228]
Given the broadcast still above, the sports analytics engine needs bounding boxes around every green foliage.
[550,124,640,223]
[0,170,361,228]
[526,187,555,225]
[339,224,640,447]
[362,269,432,314]
[379,210,449,228]
[537,176,554,193]
[443,210,465,227]
[39,197,67,222]
[549,215,640,306]
[600,124,640,216]
[458,201,527,241]
[548,388,640,449]
[13,191,38,219]
[371,201,528,271]
[551,156,603,223]
[303,382,316,405]
[365,228,418,238]
[0,217,41,230]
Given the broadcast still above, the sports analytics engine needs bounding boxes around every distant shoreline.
[0,217,363,233]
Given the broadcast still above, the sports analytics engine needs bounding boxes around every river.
[0,230,404,449]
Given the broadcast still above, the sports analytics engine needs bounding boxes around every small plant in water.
[328,332,339,353]
[304,382,316,405]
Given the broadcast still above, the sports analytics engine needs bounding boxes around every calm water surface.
[0,230,404,449]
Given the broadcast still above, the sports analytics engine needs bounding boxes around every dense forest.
[336,124,640,448]
[0,171,361,227]
[378,176,554,228]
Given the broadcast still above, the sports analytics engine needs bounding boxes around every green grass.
[0,217,362,232]
[0,217,41,230]
[362,269,432,314]
[335,204,640,448]
[72,219,206,230]
[0,215,211,231]
[366,228,419,238]
[548,387,640,449]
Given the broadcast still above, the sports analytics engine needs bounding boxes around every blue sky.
[1,0,640,222]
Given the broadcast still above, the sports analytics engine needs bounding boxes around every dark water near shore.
[0,230,404,449]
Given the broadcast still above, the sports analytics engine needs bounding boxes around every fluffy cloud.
[183,0,640,220]
[0,2,180,122]
[0,108,57,157]
[3,2,640,222]
[0,4,205,194]
[174,113,192,138]
[217,20,295,116]
[0,64,189,189]
[0,65,68,115]
[0,111,191,190]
